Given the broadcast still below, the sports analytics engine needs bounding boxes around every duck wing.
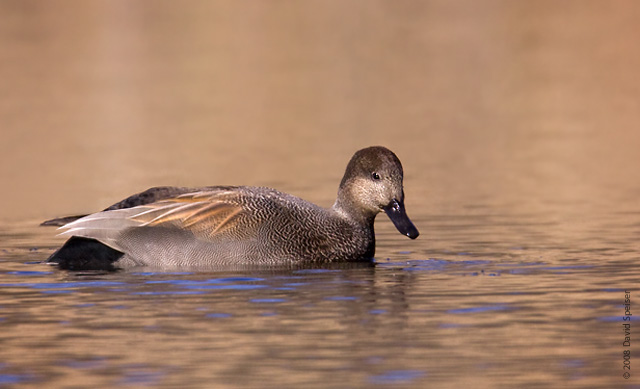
[41,186,208,226]
[58,189,251,251]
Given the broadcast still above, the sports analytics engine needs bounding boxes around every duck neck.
[332,190,378,227]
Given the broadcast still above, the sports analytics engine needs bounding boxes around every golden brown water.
[1,1,639,388]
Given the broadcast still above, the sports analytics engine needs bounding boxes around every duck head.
[334,146,419,239]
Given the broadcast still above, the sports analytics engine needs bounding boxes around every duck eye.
[371,172,381,180]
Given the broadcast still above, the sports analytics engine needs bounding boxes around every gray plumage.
[46,146,418,270]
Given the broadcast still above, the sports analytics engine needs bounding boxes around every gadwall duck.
[45,146,418,270]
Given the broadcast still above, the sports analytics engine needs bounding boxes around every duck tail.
[40,215,88,227]
[46,236,123,271]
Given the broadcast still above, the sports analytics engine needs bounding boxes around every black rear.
[47,236,124,271]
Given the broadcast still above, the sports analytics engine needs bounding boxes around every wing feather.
[181,202,233,227]
[58,190,251,247]
[136,201,205,225]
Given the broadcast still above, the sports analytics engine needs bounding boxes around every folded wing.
[59,190,248,251]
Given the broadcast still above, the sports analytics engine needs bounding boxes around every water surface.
[1,1,639,388]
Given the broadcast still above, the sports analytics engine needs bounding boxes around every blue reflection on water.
[293,269,340,274]
[377,258,496,272]
[325,296,358,301]
[368,369,425,385]
[562,359,584,368]
[60,357,107,370]
[206,313,232,319]
[0,281,126,289]
[599,316,639,322]
[132,272,194,276]
[0,374,30,385]
[132,291,206,295]
[145,277,265,293]
[377,259,448,270]
[6,271,52,276]
[118,369,165,386]
[439,323,464,329]
[448,304,511,314]
[0,363,33,385]
[0,271,277,298]
[183,284,266,290]
[218,277,265,282]
[250,298,287,303]
[561,359,586,380]
[542,265,594,270]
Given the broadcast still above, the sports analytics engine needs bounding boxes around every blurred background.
[1,2,639,387]
[0,0,638,225]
